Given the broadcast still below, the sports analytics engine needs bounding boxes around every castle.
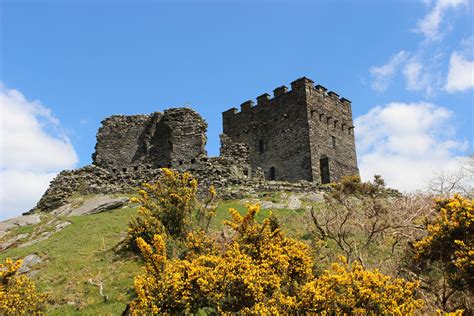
[223,77,358,183]
[92,76,358,184]
[32,77,359,213]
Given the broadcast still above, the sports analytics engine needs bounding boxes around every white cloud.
[369,51,409,92]
[0,84,78,220]
[415,0,467,40]
[445,51,474,92]
[355,102,468,192]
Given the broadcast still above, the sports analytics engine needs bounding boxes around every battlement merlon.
[221,76,353,118]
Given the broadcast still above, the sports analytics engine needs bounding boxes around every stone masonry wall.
[222,78,313,182]
[306,81,359,182]
[92,114,157,170]
[92,108,207,171]
[222,77,359,184]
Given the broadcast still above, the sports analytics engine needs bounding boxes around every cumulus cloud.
[445,51,474,92]
[0,84,78,220]
[355,102,468,192]
[415,0,467,40]
[369,51,409,92]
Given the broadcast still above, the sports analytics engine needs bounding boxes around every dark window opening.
[157,165,162,168]
[332,136,336,149]
[201,157,208,162]
[191,158,196,164]
[168,164,172,168]
[269,167,276,181]
[112,169,117,173]
[122,168,127,172]
[133,166,138,171]
[259,140,265,154]
[179,160,184,165]
[320,157,330,184]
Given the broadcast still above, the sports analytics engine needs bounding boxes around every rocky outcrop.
[52,196,128,217]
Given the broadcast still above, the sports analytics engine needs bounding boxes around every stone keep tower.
[222,77,359,183]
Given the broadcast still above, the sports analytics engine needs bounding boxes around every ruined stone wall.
[92,108,207,171]
[92,114,158,170]
[31,134,258,213]
[222,77,359,183]
[222,77,313,182]
[150,108,208,168]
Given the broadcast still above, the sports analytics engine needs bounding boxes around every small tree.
[0,258,48,315]
[311,175,405,265]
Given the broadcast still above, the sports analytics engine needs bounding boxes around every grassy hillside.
[0,196,310,315]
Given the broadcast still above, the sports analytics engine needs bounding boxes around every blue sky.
[1,0,473,219]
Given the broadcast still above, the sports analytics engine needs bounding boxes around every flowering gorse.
[129,194,423,314]
[299,256,423,315]
[0,258,47,315]
[127,168,216,251]
[411,194,473,313]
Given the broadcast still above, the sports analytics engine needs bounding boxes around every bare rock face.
[52,196,128,217]
[18,254,43,276]
[0,214,41,235]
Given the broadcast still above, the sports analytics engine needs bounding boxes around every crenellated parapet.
[222,77,352,120]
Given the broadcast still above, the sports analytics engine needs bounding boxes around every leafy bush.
[411,194,473,313]
[0,258,48,315]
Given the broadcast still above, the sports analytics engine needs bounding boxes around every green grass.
[0,208,142,315]
[0,196,325,315]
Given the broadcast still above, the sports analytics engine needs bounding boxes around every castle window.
[332,136,336,149]
[179,160,184,165]
[122,168,127,172]
[269,167,276,181]
[133,166,138,171]
[259,140,265,154]
[191,158,196,164]
[112,169,117,173]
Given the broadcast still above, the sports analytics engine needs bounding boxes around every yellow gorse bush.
[130,204,314,314]
[413,194,473,286]
[0,258,47,315]
[127,168,216,251]
[299,257,423,315]
[129,199,423,314]
[411,194,473,312]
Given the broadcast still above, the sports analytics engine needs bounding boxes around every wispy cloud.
[355,102,468,192]
[369,51,409,92]
[445,38,474,92]
[415,0,467,41]
[0,84,78,220]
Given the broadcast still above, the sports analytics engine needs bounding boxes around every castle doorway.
[269,167,276,180]
[320,157,330,184]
